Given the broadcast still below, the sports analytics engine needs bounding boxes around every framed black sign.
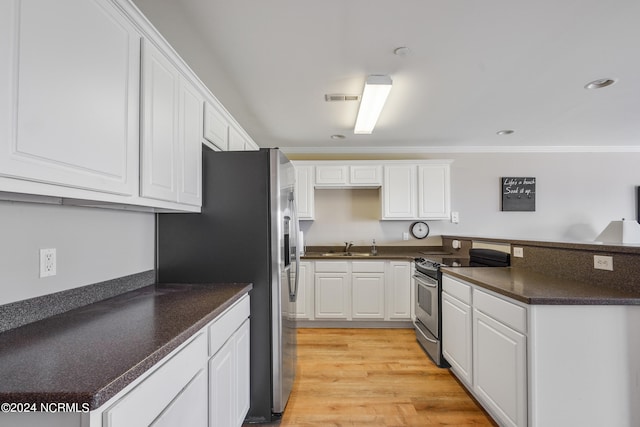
[501,177,536,211]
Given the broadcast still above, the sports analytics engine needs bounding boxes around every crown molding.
[278,145,640,155]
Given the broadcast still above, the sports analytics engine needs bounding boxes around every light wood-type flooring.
[269,328,497,427]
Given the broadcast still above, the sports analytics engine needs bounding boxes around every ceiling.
[167,0,640,152]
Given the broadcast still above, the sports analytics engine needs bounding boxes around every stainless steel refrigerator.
[156,148,299,423]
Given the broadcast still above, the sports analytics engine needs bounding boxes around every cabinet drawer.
[442,275,471,304]
[314,261,349,273]
[352,261,384,273]
[209,294,251,356]
[104,332,207,427]
[474,289,527,333]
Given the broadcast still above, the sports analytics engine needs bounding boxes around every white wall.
[0,201,155,305]
[131,0,264,141]
[300,152,640,246]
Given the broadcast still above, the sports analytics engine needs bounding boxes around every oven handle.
[415,322,439,344]
[413,273,438,288]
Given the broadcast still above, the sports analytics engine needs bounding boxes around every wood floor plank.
[278,328,497,427]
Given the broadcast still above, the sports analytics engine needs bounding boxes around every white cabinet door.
[203,101,228,151]
[418,164,450,219]
[0,0,139,195]
[295,261,314,319]
[140,40,179,202]
[178,82,203,206]
[314,273,350,319]
[228,126,247,151]
[294,164,315,220]
[209,337,235,427]
[385,261,412,319]
[351,273,385,319]
[140,40,202,206]
[442,291,473,386]
[473,309,527,427]
[315,165,348,186]
[382,165,417,219]
[350,165,382,185]
[234,319,251,426]
[209,318,251,427]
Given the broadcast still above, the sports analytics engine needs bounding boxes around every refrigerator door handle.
[286,192,300,302]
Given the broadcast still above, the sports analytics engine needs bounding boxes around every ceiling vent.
[324,94,360,102]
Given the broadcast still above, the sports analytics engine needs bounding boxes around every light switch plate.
[513,247,524,258]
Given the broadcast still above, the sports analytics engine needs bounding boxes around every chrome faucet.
[344,241,354,253]
[371,239,377,256]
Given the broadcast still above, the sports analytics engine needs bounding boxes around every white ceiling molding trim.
[279,145,640,155]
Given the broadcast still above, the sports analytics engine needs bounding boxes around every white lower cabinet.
[473,308,527,427]
[443,275,527,427]
[151,369,208,427]
[104,332,208,427]
[386,261,412,319]
[295,261,314,319]
[2,294,251,427]
[314,261,350,319]
[352,262,385,319]
[308,260,412,323]
[209,319,250,427]
[442,291,473,386]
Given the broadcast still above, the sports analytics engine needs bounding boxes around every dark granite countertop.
[0,282,252,409]
[441,267,640,305]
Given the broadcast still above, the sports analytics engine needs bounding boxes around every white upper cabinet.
[315,164,382,187]
[418,164,451,219]
[293,163,315,220]
[0,0,262,211]
[177,82,203,206]
[140,40,202,206]
[228,125,259,151]
[382,165,417,219]
[382,162,452,220]
[315,165,348,186]
[0,0,140,195]
[228,126,247,151]
[203,101,228,151]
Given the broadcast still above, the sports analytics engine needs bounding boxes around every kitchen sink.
[321,252,375,257]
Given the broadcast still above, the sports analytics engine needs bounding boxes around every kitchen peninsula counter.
[442,266,640,305]
[0,282,252,409]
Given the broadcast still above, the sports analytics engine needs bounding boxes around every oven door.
[414,270,439,338]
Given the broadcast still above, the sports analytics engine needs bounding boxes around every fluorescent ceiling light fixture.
[354,75,392,134]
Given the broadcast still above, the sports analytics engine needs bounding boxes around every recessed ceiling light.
[496,129,514,136]
[330,134,346,140]
[394,46,411,57]
[584,78,617,90]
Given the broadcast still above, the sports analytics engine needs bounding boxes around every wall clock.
[410,221,430,239]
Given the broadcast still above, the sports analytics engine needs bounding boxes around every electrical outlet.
[513,247,524,258]
[403,232,409,241]
[451,211,460,224]
[40,248,57,278]
[594,255,613,271]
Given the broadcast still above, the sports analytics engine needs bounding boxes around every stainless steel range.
[413,249,510,367]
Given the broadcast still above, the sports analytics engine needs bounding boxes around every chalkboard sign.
[501,177,536,211]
